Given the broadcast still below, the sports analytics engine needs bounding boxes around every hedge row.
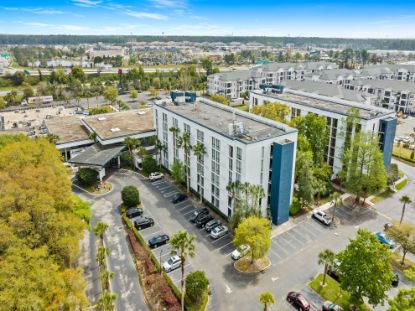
[122,215,181,302]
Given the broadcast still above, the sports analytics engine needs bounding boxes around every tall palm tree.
[259,291,275,311]
[124,136,140,156]
[96,290,116,311]
[177,132,192,193]
[169,230,196,311]
[94,222,109,241]
[318,249,336,286]
[400,195,412,224]
[330,192,343,223]
[193,142,207,202]
[154,138,166,170]
[169,126,180,161]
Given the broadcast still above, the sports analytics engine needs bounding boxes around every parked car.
[210,225,229,239]
[148,233,170,249]
[392,273,400,287]
[162,255,181,272]
[171,193,187,204]
[205,219,221,232]
[403,114,409,119]
[195,213,214,228]
[134,216,155,230]
[312,210,332,226]
[374,231,396,249]
[189,208,209,223]
[126,207,143,219]
[286,292,310,311]
[231,244,250,260]
[322,301,343,311]
[149,172,164,182]
[327,268,341,282]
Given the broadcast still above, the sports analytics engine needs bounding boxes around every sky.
[1,0,415,38]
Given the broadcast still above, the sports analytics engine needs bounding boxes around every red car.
[287,291,310,311]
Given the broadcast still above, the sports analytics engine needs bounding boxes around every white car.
[210,225,229,239]
[312,210,332,226]
[162,255,181,272]
[149,172,164,182]
[231,244,250,260]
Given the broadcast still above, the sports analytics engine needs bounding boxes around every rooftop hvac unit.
[228,122,245,136]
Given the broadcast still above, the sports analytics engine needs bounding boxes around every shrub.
[142,156,158,175]
[88,105,114,115]
[120,151,133,168]
[185,271,209,303]
[289,196,301,216]
[130,89,138,98]
[411,151,415,160]
[76,168,98,186]
[121,186,140,207]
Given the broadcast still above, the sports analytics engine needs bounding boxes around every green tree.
[259,291,275,311]
[388,288,415,311]
[170,230,196,311]
[96,246,109,268]
[297,152,317,207]
[71,66,86,82]
[330,192,343,222]
[97,290,116,311]
[399,196,412,224]
[388,163,399,185]
[23,84,34,100]
[130,89,138,98]
[0,97,4,109]
[104,86,118,105]
[171,159,186,184]
[339,131,387,205]
[385,222,415,266]
[252,101,290,123]
[101,269,114,286]
[185,271,209,304]
[142,156,158,175]
[76,168,98,186]
[193,142,207,202]
[177,132,192,193]
[123,136,140,156]
[121,185,140,208]
[233,216,271,264]
[338,229,394,307]
[153,138,166,170]
[94,222,109,240]
[318,249,336,286]
[46,133,60,144]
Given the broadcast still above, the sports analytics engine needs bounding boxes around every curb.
[233,257,272,274]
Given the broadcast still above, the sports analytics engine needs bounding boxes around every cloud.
[20,21,90,32]
[2,7,64,15]
[125,10,167,20]
[72,0,102,7]
[151,0,187,9]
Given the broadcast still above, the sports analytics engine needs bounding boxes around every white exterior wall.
[153,104,297,217]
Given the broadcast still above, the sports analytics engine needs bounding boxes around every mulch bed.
[126,229,181,311]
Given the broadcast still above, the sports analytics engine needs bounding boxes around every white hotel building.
[153,98,298,225]
[250,88,397,175]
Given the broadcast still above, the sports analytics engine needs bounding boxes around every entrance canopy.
[69,144,125,167]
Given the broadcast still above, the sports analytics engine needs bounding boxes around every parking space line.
[217,241,233,251]
[182,209,195,216]
[152,180,165,186]
[225,250,235,257]
[175,201,189,208]
[211,234,230,243]
[142,230,161,239]
[156,184,170,190]
[163,191,178,198]
[176,203,192,210]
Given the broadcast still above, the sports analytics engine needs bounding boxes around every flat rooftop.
[254,89,394,120]
[45,115,90,144]
[156,99,296,144]
[83,109,155,140]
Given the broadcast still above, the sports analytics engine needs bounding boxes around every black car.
[189,208,209,223]
[327,268,341,282]
[195,214,214,228]
[126,207,143,219]
[171,193,187,204]
[205,219,221,232]
[134,216,155,230]
[148,234,170,249]
[392,273,399,287]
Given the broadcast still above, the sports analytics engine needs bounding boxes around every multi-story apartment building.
[207,62,338,99]
[250,88,396,175]
[153,98,298,225]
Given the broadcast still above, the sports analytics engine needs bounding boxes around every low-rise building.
[250,88,396,174]
[153,97,298,225]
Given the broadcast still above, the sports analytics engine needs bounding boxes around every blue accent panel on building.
[270,141,294,225]
[170,91,197,103]
[379,118,397,171]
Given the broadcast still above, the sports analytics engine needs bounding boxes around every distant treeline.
[1,35,415,50]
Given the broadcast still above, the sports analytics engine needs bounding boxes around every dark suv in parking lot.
[171,193,187,204]
[195,213,214,228]
[134,216,155,230]
[148,233,170,248]
[190,208,209,223]
[126,207,143,219]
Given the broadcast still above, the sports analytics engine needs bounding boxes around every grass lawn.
[309,274,371,311]
[396,178,408,191]
[186,291,209,311]
[371,188,394,204]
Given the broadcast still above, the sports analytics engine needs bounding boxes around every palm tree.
[400,195,412,224]
[259,291,275,311]
[100,270,114,289]
[96,246,109,269]
[169,230,196,311]
[330,192,343,223]
[177,132,192,193]
[318,249,336,286]
[94,222,109,240]
[154,138,166,170]
[96,290,116,311]
[169,126,180,161]
[193,142,207,202]
[123,136,140,156]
